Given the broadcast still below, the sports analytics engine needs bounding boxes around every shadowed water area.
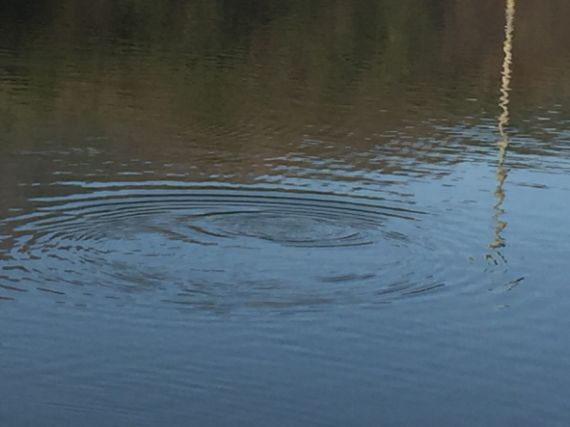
[1,0,570,425]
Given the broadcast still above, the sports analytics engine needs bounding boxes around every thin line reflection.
[489,0,516,263]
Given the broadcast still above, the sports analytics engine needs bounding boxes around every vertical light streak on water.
[490,0,516,255]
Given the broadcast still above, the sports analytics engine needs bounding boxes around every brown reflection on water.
[0,0,570,214]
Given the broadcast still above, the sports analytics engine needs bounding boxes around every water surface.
[1,1,570,426]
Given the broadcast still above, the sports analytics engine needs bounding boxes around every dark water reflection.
[1,1,570,426]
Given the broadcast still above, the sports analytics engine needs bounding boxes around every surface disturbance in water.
[1,186,448,308]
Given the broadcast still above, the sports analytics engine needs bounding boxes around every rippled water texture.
[2,185,455,309]
[1,1,570,426]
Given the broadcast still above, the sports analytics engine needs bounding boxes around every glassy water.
[1,1,570,425]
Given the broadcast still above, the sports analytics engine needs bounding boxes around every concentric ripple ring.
[0,184,454,310]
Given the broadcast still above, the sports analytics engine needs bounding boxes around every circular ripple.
[0,184,453,310]
[192,211,371,247]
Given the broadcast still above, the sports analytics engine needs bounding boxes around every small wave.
[0,183,456,311]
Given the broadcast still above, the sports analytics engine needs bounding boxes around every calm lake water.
[1,0,570,425]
